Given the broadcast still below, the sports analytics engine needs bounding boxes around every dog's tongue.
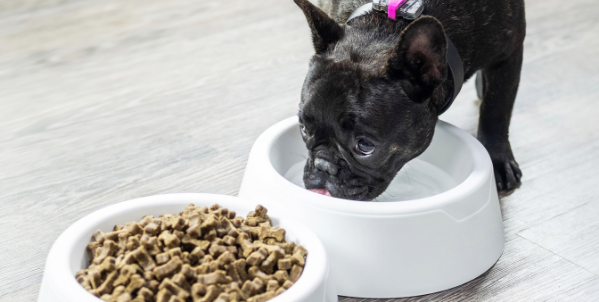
[309,188,332,196]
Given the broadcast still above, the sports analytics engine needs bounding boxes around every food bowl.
[38,193,337,302]
[239,117,504,298]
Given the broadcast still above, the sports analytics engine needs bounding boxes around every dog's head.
[294,0,449,200]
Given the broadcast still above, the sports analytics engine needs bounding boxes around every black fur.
[294,0,526,200]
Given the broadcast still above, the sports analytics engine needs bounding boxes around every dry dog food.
[75,204,307,302]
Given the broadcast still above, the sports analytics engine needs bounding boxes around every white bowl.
[239,117,504,298]
[38,193,337,302]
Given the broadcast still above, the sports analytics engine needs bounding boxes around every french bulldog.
[294,0,526,200]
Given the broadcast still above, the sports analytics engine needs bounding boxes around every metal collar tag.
[347,0,423,24]
[375,0,424,20]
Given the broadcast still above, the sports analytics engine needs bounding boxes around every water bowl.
[239,117,504,298]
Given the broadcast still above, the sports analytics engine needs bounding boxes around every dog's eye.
[355,139,375,155]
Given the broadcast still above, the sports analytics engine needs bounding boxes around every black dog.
[294,0,525,200]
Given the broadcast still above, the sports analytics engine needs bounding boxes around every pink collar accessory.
[387,0,407,19]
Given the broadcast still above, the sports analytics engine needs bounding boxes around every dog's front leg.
[477,46,524,194]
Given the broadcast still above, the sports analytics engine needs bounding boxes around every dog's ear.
[294,0,343,55]
[386,16,447,103]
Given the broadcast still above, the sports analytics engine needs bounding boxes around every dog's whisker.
[366,184,395,199]
[289,152,308,160]
[404,163,414,185]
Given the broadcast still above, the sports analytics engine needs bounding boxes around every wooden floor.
[1,0,599,301]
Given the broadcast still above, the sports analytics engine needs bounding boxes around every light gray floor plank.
[339,235,599,302]
[519,201,599,276]
[1,0,599,301]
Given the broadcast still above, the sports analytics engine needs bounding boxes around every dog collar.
[346,1,464,115]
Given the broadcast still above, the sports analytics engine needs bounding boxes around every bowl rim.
[42,193,329,302]
[251,116,493,216]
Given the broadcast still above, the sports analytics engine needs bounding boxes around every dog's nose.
[314,158,338,176]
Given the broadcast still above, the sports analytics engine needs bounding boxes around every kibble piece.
[168,296,185,302]
[188,247,205,265]
[246,248,268,266]
[214,293,230,302]
[191,283,207,300]
[289,265,303,282]
[208,244,227,258]
[116,293,132,302]
[144,219,162,236]
[146,280,160,292]
[266,279,279,292]
[225,264,240,283]
[241,279,259,297]
[197,270,231,285]
[273,270,289,285]
[200,285,222,302]
[172,216,186,231]
[291,245,308,267]
[155,288,173,302]
[186,212,203,238]
[116,252,136,270]
[143,270,154,281]
[125,274,145,294]
[277,257,292,270]
[258,225,285,242]
[182,235,211,251]
[260,250,284,274]
[282,280,294,290]
[132,247,156,271]
[156,252,171,266]
[216,251,236,267]
[117,232,130,256]
[159,231,181,249]
[225,282,246,301]
[195,262,212,275]
[97,256,116,275]
[274,287,286,296]
[126,236,140,252]
[93,271,119,296]
[247,267,274,283]
[141,235,161,256]
[233,259,248,282]
[101,285,125,302]
[94,240,118,265]
[103,231,120,243]
[172,273,191,291]
[200,215,218,233]
[124,222,143,236]
[135,287,154,302]
[237,233,256,258]
[247,291,275,302]
[222,235,236,246]
[158,278,190,300]
[131,296,144,302]
[181,264,197,280]
[153,256,183,280]
[245,205,271,227]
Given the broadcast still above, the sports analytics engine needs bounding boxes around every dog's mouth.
[306,183,376,200]
[308,188,332,196]
[303,156,389,201]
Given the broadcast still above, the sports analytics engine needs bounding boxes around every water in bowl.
[283,158,457,201]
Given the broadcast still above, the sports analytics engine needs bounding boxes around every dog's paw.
[479,137,522,194]
[492,155,522,195]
